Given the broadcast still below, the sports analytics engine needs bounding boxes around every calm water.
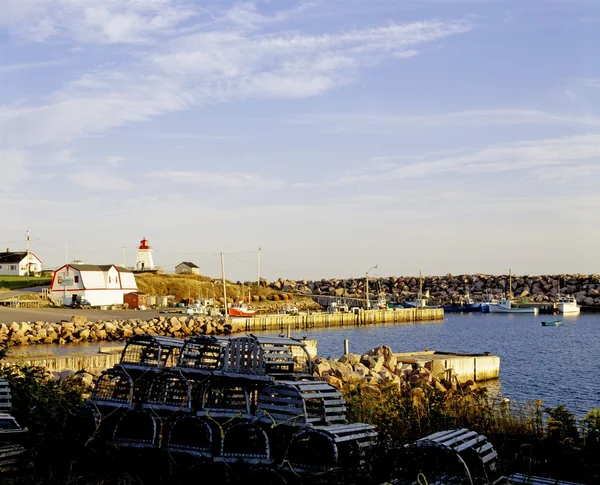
[257,312,600,417]
[7,312,599,417]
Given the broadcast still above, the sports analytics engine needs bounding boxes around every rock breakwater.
[0,314,245,347]
[263,273,600,306]
[313,345,478,396]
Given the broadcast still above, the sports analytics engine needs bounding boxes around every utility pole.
[257,247,261,287]
[221,252,228,320]
[26,230,30,280]
[366,265,378,310]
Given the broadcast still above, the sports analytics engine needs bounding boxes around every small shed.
[175,261,200,275]
[124,292,149,309]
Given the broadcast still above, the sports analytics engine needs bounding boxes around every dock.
[394,350,500,383]
[233,307,444,332]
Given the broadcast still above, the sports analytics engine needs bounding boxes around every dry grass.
[134,273,290,302]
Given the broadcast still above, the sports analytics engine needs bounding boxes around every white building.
[50,264,137,306]
[135,237,155,271]
[0,250,43,276]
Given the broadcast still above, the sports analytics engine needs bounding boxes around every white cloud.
[148,171,285,190]
[106,156,124,166]
[0,0,195,44]
[0,14,470,148]
[0,150,29,192]
[68,171,134,191]
[286,108,600,133]
[0,59,69,73]
[330,134,600,185]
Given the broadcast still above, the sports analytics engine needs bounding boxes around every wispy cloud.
[329,134,600,186]
[147,170,285,190]
[106,156,124,166]
[0,150,29,192]
[286,108,600,133]
[0,59,69,73]
[155,132,248,141]
[0,9,471,148]
[1,0,195,44]
[68,171,134,191]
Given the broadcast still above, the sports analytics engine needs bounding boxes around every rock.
[360,384,382,398]
[352,363,371,378]
[71,315,88,326]
[360,355,384,373]
[324,375,343,390]
[338,353,361,366]
[314,361,332,377]
[78,329,90,340]
[331,361,356,382]
[424,359,446,378]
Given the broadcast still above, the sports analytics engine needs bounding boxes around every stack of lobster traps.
[72,334,378,484]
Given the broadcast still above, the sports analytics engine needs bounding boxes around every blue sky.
[1,0,599,281]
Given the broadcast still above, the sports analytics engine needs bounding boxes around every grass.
[0,276,52,290]
[135,272,291,302]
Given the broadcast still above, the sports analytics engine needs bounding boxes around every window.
[0,265,3,269]
[10,265,16,271]
[57,276,63,284]
[74,276,79,283]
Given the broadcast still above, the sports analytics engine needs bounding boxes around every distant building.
[0,249,43,276]
[135,237,155,271]
[50,264,137,306]
[175,261,200,275]
[124,292,149,309]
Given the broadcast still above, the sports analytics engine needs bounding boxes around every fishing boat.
[556,294,580,314]
[443,293,481,312]
[487,270,539,315]
[404,271,434,308]
[542,320,563,326]
[228,301,256,317]
[480,294,499,313]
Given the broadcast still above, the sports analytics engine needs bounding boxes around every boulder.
[360,355,384,373]
[71,315,88,326]
[324,375,343,390]
[338,353,361,366]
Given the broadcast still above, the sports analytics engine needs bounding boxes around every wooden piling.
[235,308,444,332]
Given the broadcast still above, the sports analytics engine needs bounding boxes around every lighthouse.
[135,237,155,271]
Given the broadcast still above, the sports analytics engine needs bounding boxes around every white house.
[0,250,43,276]
[175,261,200,275]
[50,264,137,306]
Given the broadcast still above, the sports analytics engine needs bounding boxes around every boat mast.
[221,252,228,320]
[508,268,513,299]
[419,269,423,300]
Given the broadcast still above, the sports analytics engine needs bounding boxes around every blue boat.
[542,320,563,326]
[442,293,481,312]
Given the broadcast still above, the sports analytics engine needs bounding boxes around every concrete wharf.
[394,350,500,383]
[233,307,444,332]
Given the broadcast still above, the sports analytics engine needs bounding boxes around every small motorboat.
[541,320,563,327]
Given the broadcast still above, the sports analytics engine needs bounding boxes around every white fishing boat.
[488,270,539,315]
[488,298,539,315]
[556,294,580,314]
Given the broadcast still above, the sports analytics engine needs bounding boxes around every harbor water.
[5,312,599,418]
[256,312,600,418]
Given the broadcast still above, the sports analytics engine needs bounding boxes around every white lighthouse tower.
[135,237,155,271]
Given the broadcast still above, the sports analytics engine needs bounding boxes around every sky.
[1,0,599,282]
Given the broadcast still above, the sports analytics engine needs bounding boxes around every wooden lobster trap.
[119,335,184,371]
[223,335,313,378]
[393,428,506,485]
[176,335,229,373]
[256,380,347,427]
